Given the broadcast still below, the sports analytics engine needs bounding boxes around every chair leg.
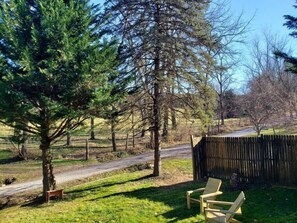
[186,192,191,209]
[200,196,204,214]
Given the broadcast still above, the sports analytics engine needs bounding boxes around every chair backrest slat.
[203,178,222,200]
[226,191,246,221]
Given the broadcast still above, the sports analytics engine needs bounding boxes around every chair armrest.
[205,200,234,205]
[205,201,242,214]
[200,191,223,199]
[187,188,205,195]
[205,208,238,215]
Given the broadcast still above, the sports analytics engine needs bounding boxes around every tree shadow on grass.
[88,180,203,222]
[0,155,23,164]
[19,196,47,209]
[86,177,297,223]
[64,174,155,201]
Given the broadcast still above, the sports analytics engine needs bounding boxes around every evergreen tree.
[100,70,133,152]
[0,0,117,200]
[103,0,216,176]
[275,1,297,73]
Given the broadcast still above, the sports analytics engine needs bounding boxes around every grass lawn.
[1,158,297,223]
[247,128,290,137]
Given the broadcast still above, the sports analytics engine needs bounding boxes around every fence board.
[193,135,297,186]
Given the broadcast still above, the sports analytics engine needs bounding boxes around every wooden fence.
[192,135,297,186]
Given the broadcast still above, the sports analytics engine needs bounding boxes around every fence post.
[67,132,72,146]
[259,134,265,183]
[201,136,207,179]
[85,139,89,161]
[125,133,129,151]
[190,135,196,181]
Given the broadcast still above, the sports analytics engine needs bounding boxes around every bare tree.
[208,0,251,126]
[243,32,293,135]
[243,75,283,136]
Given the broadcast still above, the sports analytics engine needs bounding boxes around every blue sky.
[230,0,296,38]
[229,0,296,88]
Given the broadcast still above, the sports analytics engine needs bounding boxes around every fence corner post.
[259,134,265,183]
[190,135,196,181]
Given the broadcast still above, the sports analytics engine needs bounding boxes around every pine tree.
[103,0,216,176]
[275,1,297,73]
[0,0,117,200]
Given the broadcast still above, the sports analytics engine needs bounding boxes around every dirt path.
[0,144,191,197]
[220,127,255,137]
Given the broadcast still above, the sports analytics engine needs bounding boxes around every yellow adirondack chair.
[204,191,245,223]
[186,177,223,213]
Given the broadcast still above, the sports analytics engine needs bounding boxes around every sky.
[92,0,296,89]
[230,0,296,36]
[228,0,297,89]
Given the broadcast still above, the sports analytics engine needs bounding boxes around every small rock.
[4,177,16,185]
[146,163,154,169]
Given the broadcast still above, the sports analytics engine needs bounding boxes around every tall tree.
[243,32,291,135]
[100,64,133,151]
[104,0,216,176]
[0,0,116,200]
[208,1,250,126]
[213,57,234,126]
[243,75,282,136]
[223,89,240,119]
[275,0,297,73]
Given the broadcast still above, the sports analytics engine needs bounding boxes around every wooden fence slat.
[192,135,297,186]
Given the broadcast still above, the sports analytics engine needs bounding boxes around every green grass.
[1,158,297,223]
[247,127,290,137]
[0,149,13,161]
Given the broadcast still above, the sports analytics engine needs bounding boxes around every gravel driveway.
[220,127,256,137]
[0,144,191,197]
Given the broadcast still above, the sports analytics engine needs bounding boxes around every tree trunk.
[40,138,56,199]
[219,96,224,125]
[162,104,169,142]
[141,128,146,138]
[170,86,177,130]
[256,125,261,136]
[20,130,28,160]
[153,80,161,176]
[111,118,117,152]
[125,133,129,150]
[217,118,220,133]
[153,3,162,177]
[40,110,56,200]
[90,117,95,140]
[149,130,154,149]
[132,109,135,148]
[162,83,170,141]
[171,109,177,130]
[85,139,89,160]
[140,101,147,137]
[66,132,72,146]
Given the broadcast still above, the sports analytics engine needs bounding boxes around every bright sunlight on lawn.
[1,158,297,223]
